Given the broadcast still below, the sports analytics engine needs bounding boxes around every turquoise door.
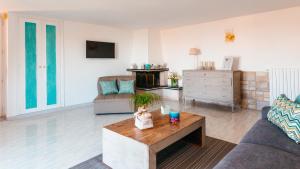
[25,22,37,109]
[46,25,57,106]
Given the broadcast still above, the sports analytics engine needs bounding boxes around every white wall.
[5,12,19,117]
[130,28,164,67]
[1,15,8,118]
[131,29,149,67]
[148,28,163,65]
[4,13,134,117]
[63,21,133,106]
[161,7,300,73]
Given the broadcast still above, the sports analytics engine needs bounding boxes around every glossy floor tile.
[0,101,260,169]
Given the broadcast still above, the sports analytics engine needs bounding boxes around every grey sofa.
[94,76,135,115]
[214,106,300,169]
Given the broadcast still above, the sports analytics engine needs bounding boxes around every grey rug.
[70,136,236,169]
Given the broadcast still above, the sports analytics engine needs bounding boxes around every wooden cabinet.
[183,70,241,111]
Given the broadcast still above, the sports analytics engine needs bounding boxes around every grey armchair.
[94,75,135,115]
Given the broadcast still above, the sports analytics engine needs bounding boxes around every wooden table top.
[104,110,205,146]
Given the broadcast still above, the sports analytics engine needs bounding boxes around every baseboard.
[6,102,93,120]
[57,102,94,111]
[95,112,134,115]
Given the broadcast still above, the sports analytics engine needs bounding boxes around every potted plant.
[132,92,160,129]
[168,72,181,88]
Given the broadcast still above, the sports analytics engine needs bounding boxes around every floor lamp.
[189,48,201,69]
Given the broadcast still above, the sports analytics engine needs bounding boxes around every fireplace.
[127,68,169,89]
[136,72,160,89]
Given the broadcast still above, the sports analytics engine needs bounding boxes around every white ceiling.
[1,0,300,28]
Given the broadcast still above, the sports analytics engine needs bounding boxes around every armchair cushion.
[99,80,118,95]
[118,80,135,94]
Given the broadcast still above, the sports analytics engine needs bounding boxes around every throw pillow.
[99,80,118,95]
[267,94,300,144]
[118,80,135,94]
[294,95,300,104]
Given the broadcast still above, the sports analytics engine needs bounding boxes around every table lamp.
[189,48,201,69]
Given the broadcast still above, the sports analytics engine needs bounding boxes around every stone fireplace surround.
[241,71,270,110]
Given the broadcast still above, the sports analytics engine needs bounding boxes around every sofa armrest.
[261,106,271,120]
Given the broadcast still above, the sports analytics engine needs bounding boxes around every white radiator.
[269,68,300,105]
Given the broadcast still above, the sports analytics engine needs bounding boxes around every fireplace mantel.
[126,68,169,72]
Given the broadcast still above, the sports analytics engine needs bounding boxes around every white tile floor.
[0,101,260,169]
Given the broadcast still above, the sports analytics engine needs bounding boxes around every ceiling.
[1,0,300,28]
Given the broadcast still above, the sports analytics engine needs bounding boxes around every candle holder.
[169,111,180,124]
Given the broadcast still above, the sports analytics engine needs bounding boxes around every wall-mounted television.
[86,40,115,58]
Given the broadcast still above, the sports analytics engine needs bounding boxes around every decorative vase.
[171,79,178,88]
[161,105,170,115]
[134,107,154,130]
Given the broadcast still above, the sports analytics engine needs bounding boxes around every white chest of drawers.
[183,70,241,111]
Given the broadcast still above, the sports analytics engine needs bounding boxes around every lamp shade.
[189,48,201,55]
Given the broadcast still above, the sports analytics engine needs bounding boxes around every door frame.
[0,14,8,118]
[0,16,3,117]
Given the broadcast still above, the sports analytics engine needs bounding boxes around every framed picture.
[222,56,234,70]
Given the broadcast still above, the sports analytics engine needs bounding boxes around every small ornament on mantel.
[131,63,138,69]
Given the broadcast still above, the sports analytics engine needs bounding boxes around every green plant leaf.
[131,92,160,108]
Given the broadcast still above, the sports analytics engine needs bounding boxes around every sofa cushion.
[241,119,300,156]
[94,94,133,101]
[267,95,300,143]
[214,143,300,169]
[99,80,118,95]
[118,80,135,94]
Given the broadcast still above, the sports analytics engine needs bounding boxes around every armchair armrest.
[261,106,271,120]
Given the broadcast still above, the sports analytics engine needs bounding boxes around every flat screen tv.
[86,40,115,58]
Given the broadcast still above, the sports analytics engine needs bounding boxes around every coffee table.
[102,110,206,169]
